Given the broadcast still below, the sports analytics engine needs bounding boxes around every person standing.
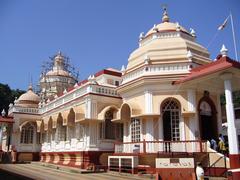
[210,139,217,151]
[196,162,204,180]
[218,137,226,155]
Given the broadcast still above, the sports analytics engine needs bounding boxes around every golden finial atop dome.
[162,6,170,23]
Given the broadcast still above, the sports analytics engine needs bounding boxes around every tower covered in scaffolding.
[39,51,78,102]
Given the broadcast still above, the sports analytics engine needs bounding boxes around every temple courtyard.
[0,163,152,180]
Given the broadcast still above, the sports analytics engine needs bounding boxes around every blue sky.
[0,0,239,90]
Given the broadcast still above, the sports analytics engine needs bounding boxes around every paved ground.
[0,163,152,180]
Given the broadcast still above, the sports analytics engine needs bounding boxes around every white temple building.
[1,8,240,179]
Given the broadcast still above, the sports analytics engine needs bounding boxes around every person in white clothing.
[196,162,204,180]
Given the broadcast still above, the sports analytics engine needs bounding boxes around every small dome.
[16,85,40,107]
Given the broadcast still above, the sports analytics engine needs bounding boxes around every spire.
[1,109,6,117]
[57,50,62,56]
[162,6,170,23]
[28,74,33,91]
[220,44,228,57]
[53,51,64,71]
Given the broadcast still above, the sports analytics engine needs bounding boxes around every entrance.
[199,97,218,141]
[162,99,180,141]
[163,111,171,140]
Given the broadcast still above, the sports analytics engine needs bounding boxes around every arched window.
[162,100,180,141]
[100,110,123,140]
[56,115,66,142]
[76,122,84,140]
[20,123,34,144]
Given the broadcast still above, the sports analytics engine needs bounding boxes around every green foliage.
[0,83,25,113]
[220,91,240,107]
[233,91,240,107]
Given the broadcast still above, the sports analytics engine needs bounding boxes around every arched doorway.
[198,95,218,141]
[99,107,123,140]
[67,108,75,140]
[56,113,66,142]
[161,99,181,141]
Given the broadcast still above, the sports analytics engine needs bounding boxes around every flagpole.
[230,12,238,61]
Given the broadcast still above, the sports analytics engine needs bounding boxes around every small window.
[115,81,119,86]
[131,118,141,142]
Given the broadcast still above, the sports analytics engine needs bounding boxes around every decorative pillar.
[158,117,163,141]
[187,89,197,140]
[145,118,154,152]
[216,93,223,134]
[221,73,240,169]
[145,91,153,114]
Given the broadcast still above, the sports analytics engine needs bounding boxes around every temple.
[1,8,240,179]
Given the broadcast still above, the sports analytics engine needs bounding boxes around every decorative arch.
[56,113,66,141]
[98,105,119,120]
[67,108,75,126]
[48,117,53,131]
[120,103,131,122]
[36,119,44,133]
[160,98,181,141]
[67,108,75,140]
[20,122,35,144]
[161,97,181,112]
[99,105,123,140]
[73,105,85,122]
[198,92,218,140]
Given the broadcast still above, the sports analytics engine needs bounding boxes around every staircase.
[204,148,229,178]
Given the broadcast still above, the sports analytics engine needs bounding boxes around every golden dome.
[16,85,40,107]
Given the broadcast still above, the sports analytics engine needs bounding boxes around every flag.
[218,16,229,30]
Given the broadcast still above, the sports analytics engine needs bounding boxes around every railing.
[40,84,120,114]
[121,62,190,84]
[114,140,207,154]
[205,152,228,178]
[8,106,39,115]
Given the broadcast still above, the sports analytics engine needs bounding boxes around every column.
[158,117,163,141]
[187,89,196,112]
[216,93,223,134]
[180,117,185,141]
[187,89,197,140]
[145,118,154,152]
[221,73,240,169]
[145,91,153,114]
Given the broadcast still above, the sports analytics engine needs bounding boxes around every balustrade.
[115,140,207,154]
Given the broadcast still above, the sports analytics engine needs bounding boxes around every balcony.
[8,106,39,115]
[114,140,208,154]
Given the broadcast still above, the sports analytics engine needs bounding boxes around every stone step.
[30,162,105,174]
[204,176,228,180]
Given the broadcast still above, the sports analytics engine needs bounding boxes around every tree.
[0,83,25,114]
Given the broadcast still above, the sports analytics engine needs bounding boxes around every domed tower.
[39,51,78,101]
[15,85,40,108]
[123,7,211,82]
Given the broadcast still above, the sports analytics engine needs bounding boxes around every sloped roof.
[0,116,14,123]
[173,56,240,85]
